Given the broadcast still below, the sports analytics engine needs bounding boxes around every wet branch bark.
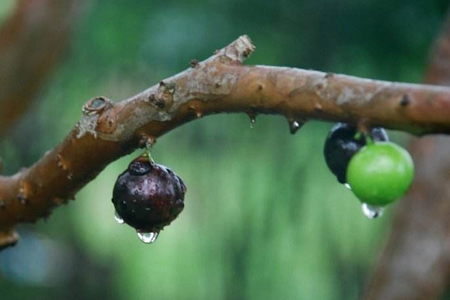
[2,35,450,249]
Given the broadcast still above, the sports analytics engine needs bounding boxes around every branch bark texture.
[1,35,450,248]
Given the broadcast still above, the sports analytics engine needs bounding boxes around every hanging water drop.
[361,203,384,219]
[290,121,300,134]
[114,211,124,224]
[289,119,306,134]
[137,231,159,244]
[344,183,352,190]
[249,115,256,129]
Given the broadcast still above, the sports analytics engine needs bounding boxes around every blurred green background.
[0,0,448,299]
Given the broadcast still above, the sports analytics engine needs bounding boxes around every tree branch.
[0,0,83,137]
[2,35,450,249]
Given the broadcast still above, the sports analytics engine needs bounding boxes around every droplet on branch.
[247,112,257,129]
[287,118,306,135]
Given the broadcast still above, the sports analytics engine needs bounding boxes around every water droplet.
[249,115,256,129]
[344,183,351,190]
[361,203,384,219]
[137,231,159,244]
[288,119,306,135]
[114,211,124,224]
[290,121,300,133]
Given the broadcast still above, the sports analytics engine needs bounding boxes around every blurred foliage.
[0,0,449,299]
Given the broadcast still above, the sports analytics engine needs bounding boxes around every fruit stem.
[365,134,374,145]
[144,144,155,163]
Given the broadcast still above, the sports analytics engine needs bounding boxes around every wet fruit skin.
[347,142,414,206]
[324,123,389,183]
[112,154,186,232]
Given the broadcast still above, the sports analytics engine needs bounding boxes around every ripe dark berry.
[324,123,389,183]
[112,154,186,233]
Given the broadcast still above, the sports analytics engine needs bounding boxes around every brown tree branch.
[0,0,83,137]
[363,7,450,300]
[2,35,450,249]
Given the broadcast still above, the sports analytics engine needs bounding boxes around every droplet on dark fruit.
[114,211,124,224]
[112,154,186,237]
[137,231,159,244]
[323,123,388,184]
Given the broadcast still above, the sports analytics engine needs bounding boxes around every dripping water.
[249,115,256,129]
[114,211,124,224]
[137,231,159,244]
[361,203,384,219]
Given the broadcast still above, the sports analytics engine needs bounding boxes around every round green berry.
[346,142,414,206]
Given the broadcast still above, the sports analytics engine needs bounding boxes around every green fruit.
[347,142,414,206]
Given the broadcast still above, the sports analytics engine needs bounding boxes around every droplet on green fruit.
[347,142,414,206]
[361,203,384,219]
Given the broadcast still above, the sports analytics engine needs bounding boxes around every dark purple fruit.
[112,154,186,232]
[324,123,389,184]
